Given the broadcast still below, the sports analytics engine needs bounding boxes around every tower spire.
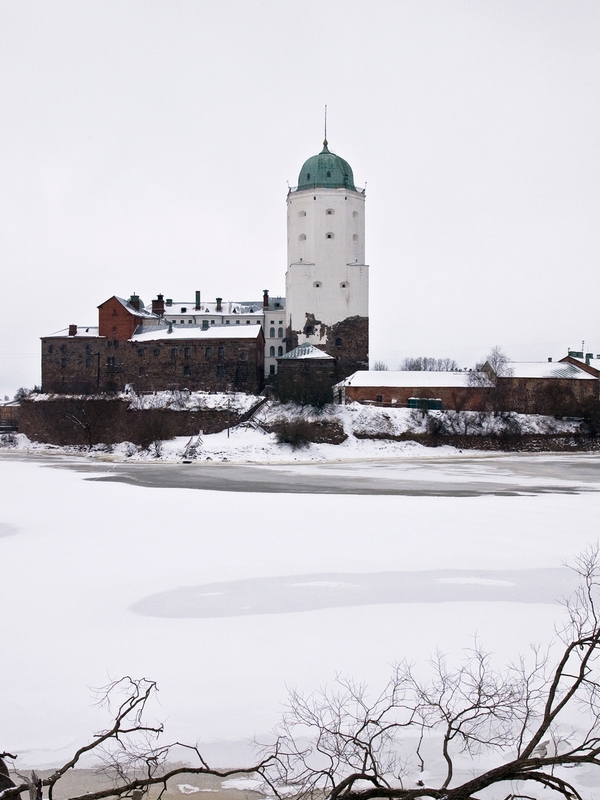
[323,104,328,148]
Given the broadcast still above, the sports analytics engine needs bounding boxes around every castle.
[41,138,370,395]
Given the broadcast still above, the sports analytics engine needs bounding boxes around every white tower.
[285,139,368,377]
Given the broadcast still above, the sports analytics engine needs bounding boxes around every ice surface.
[0,452,599,787]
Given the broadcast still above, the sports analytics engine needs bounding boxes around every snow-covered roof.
[500,362,596,380]
[112,297,158,319]
[130,325,262,342]
[44,326,100,338]
[147,299,286,316]
[336,371,492,388]
[562,356,600,374]
[278,343,334,361]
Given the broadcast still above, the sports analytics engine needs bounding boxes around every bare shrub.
[272,418,314,449]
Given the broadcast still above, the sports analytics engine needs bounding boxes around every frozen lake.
[1,450,600,777]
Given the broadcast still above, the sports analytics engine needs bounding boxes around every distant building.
[145,290,285,378]
[335,361,598,414]
[333,370,492,410]
[41,296,264,394]
[286,139,369,380]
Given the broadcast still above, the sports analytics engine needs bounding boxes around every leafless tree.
[260,543,600,800]
[372,361,389,371]
[8,549,600,800]
[400,357,459,372]
[0,677,276,800]
[471,346,513,384]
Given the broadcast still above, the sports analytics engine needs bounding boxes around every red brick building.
[333,371,491,410]
[42,295,265,394]
[335,361,598,413]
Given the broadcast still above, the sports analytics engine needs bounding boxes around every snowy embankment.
[1,402,590,463]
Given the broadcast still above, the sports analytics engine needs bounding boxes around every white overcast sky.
[1,0,599,395]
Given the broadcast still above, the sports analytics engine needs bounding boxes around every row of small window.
[169,319,260,326]
[297,210,359,217]
[106,348,246,366]
[133,365,231,377]
[269,346,284,357]
[298,233,359,241]
[312,281,349,289]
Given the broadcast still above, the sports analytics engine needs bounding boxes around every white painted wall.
[285,187,368,346]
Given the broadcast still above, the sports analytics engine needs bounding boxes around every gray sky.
[1,0,599,395]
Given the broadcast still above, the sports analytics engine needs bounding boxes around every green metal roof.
[295,140,356,191]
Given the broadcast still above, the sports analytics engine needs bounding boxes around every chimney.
[152,294,165,316]
[263,289,269,308]
[586,352,593,365]
[128,294,142,311]
[166,298,173,307]
[216,297,222,312]
[195,290,201,310]
[547,357,552,362]
[68,324,77,336]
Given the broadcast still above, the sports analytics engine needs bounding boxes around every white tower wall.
[286,187,368,345]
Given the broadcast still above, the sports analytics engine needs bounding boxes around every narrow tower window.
[298,234,306,241]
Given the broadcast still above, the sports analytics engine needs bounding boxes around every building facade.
[144,290,285,378]
[42,296,264,394]
[285,139,369,380]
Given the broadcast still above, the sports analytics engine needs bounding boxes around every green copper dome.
[296,140,356,191]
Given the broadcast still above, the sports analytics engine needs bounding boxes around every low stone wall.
[354,431,600,452]
[19,397,241,446]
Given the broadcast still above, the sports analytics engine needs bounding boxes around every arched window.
[298,210,306,217]
[306,173,311,180]
[277,327,283,338]
[277,346,283,356]
[326,232,334,239]
[299,233,306,241]
[269,346,275,357]
[269,327,275,338]
[326,171,331,177]
[340,281,349,288]
[335,337,343,347]
[353,234,359,241]
[353,211,358,217]
[326,208,334,215]
[313,281,321,288]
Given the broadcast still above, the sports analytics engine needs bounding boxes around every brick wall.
[42,332,265,394]
[342,377,598,414]
[495,377,598,414]
[286,314,368,382]
[343,384,490,410]
[19,397,245,445]
[98,297,143,340]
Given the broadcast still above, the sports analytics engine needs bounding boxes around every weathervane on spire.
[323,104,328,148]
